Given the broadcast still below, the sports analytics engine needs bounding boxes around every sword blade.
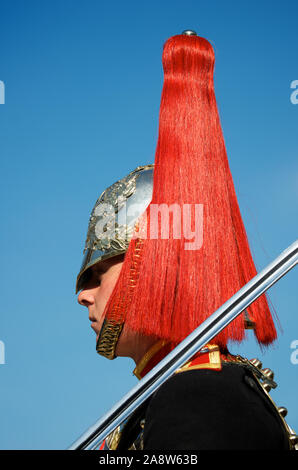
[69,240,298,450]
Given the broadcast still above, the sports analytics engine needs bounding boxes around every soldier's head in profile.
[76,165,158,364]
[76,32,277,370]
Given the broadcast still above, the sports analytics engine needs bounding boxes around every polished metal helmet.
[76,164,154,293]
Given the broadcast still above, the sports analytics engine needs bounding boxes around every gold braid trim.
[133,340,168,379]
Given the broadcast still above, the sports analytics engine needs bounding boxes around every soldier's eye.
[92,264,108,285]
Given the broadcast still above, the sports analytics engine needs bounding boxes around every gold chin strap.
[96,319,124,360]
[133,340,168,379]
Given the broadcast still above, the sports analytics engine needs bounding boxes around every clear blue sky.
[0,0,297,449]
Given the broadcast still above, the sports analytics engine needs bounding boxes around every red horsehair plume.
[103,34,277,350]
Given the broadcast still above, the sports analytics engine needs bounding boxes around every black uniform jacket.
[104,361,290,450]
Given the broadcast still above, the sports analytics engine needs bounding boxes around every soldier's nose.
[77,289,94,307]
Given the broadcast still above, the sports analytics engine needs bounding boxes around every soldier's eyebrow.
[92,254,125,277]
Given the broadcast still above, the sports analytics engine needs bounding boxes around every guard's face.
[77,254,125,340]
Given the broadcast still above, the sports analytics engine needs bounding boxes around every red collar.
[133,341,223,379]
